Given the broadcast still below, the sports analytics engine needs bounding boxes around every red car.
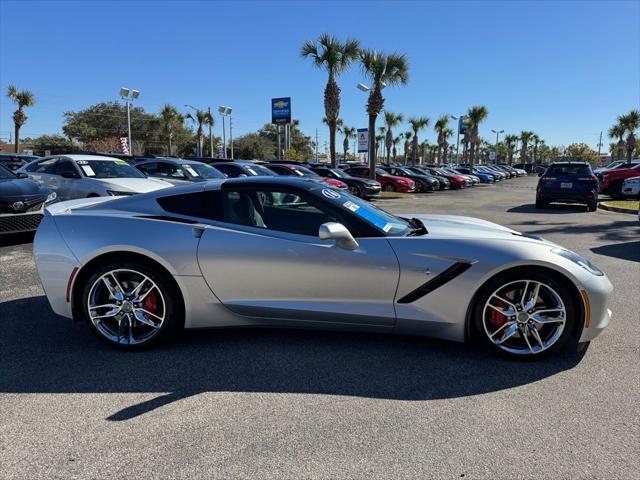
[597,162,640,198]
[345,166,416,193]
[423,167,468,189]
[266,163,348,189]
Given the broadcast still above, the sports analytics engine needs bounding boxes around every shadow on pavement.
[507,203,587,214]
[591,241,640,263]
[0,231,35,248]
[0,296,588,422]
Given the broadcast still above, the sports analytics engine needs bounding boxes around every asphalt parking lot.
[1,176,638,479]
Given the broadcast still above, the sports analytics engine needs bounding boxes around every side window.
[156,162,184,178]
[157,191,223,220]
[137,163,158,175]
[54,159,77,176]
[268,166,290,175]
[222,188,343,236]
[214,164,237,177]
[30,158,58,173]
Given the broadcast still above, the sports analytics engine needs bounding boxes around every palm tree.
[186,109,212,157]
[465,105,489,165]
[341,126,356,161]
[434,115,449,165]
[383,111,403,163]
[403,131,413,163]
[503,134,518,164]
[608,124,626,160]
[531,134,540,164]
[392,135,401,161]
[360,49,409,178]
[442,127,454,163]
[6,84,36,153]
[618,110,640,161]
[519,131,535,164]
[408,116,429,165]
[301,34,360,167]
[375,134,385,158]
[377,126,386,156]
[159,105,183,156]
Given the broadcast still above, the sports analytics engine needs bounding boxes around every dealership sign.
[357,128,368,153]
[459,116,468,134]
[271,97,291,124]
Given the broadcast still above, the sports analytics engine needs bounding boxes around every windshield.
[184,163,225,179]
[243,164,278,176]
[375,168,389,176]
[317,188,411,236]
[546,164,592,176]
[605,161,623,169]
[0,164,15,179]
[77,159,145,179]
[329,168,351,178]
[292,166,319,177]
[395,168,414,176]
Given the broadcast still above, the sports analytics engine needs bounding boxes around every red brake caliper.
[489,299,507,328]
[143,290,157,313]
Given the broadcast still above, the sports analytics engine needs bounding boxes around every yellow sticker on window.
[114,159,128,165]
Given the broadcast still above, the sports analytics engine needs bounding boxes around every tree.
[618,109,640,161]
[392,135,401,160]
[434,115,449,165]
[27,134,73,155]
[360,49,409,178]
[259,123,314,159]
[503,134,518,164]
[341,126,356,161]
[159,104,183,156]
[6,84,36,153]
[608,124,626,160]
[185,109,212,157]
[442,127,454,163]
[301,34,360,167]
[565,143,599,165]
[402,131,413,163]
[519,131,534,163]
[531,134,540,164]
[233,133,276,160]
[465,105,488,165]
[408,116,429,165]
[383,111,403,163]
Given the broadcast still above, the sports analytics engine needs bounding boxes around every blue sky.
[1,0,638,151]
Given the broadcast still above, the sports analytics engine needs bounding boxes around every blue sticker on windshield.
[352,206,392,230]
[322,188,341,200]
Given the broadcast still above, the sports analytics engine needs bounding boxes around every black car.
[310,165,381,198]
[380,166,439,192]
[406,166,451,190]
[0,153,40,171]
[135,157,226,183]
[536,161,599,211]
[0,163,57,234]
[211,161,279,178]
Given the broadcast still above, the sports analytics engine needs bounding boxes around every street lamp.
[450,115,465,163]
[491,129,504,164]
[218,106,233,159]
[120,87,139,155]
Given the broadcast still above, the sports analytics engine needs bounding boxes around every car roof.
[550,161,590,165]
[138,158,209,166]
[59,154,125,162]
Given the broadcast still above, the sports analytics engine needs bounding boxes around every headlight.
[45,192,57,204]
[107,190,136,196]
[551,248,604,276]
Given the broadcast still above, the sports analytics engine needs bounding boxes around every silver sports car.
[33,177,612,359]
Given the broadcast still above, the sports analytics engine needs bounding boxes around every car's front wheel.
[587,199,598,212]
[348,185,363,197]
[79,261,184,350]
[383,184,395,192]
[473,271,577,360]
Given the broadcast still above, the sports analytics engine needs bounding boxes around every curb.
[598,203,638,215]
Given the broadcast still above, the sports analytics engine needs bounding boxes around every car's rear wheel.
[473,271,577,360]
[80,261,183,350]
[587,199,598,212]
[609,181,623,199]
[535,198,546,209]
[348,185,363,197]
[383,184,395,192]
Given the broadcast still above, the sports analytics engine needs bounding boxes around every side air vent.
[397,262,472,304]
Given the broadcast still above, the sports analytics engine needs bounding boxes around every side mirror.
[61,170,80,179]
[319,222,359,250]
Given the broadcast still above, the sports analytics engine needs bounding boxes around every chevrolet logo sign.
[273,101,288,108]
[12,201,25,211]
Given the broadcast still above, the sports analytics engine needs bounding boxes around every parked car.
[422,167,469,189]
[0,163,57,234]
[18,155,173,200]
[407,166,451,189]
[135,158,225,184]
[597,162,640,199]
[310,165,381,198]
[345,166,416,193]
[34,176,612,359]
[455,167,495,184]
[536,161,599,211]
[594,159,639,175]
[474,165,503,181]
[211,161,278,178]
[266,163,348,189]
[622,176,640,199]
[498,164,527,177]
[0,153,40,171]
[441,167,479,185]
[379,166,439,192]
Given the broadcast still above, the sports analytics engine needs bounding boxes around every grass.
[601,200,639,211]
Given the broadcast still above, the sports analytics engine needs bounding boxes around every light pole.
[491,129,504,164]
[357,83,377,179]
[450,115,464,163]
[120,87,139,155]
[218,106,232,159]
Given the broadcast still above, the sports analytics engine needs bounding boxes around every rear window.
[546,164,592,176]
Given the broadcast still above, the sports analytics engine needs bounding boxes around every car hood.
[0,177,50,199]
[98,177,173,193]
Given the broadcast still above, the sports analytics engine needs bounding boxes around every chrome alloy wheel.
[87,269,166,345]
[482,280,566,356]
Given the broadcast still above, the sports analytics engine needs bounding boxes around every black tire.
[472,269,577,360]
[535,198,545,209]
[587,200,597,212]
[383,184,395,192]
[609,181,623,200]
[348,185,363,198]
[78,260,184,350]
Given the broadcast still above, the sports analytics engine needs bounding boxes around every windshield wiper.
[403,217,428,236]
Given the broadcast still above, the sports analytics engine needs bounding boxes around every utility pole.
[229,116,234,159]
[596,131,603,160]
[208,107,213,158]
[315,128,318,162]
[277,125,281,160]
[221,116,227,159]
